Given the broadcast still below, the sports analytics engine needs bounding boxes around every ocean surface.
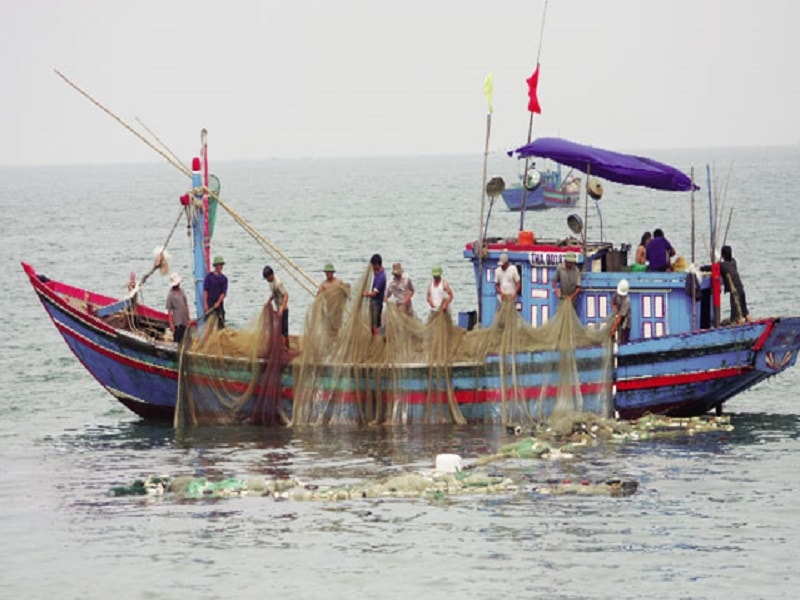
[1,146,799,599]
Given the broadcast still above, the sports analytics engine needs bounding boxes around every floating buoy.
[435,453,463,473]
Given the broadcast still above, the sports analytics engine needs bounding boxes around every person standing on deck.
[427,265,454,316]
[318,262,342,294]
[553,252,582,305]
[385,262,415,317]
[263,265,290,348]
[720,245,750,324]
[494,252,521,302]
[362,253,387,336]
[203,255,228,328]
[610,278,632,344]
[646,228,676,272]
[166,272,191,344]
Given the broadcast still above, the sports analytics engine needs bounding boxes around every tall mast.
[519,0,549,226]
[191,139,208,322]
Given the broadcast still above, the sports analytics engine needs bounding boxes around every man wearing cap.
[610,278,631,343]
[494,252,521,302]
[318,262,342,294]
[203,255,228,328]
[166,272,191,344]
[385,262,415,317]
[263,265,290,348]
[553,252,582,306]
[362,254,387,336]
[427,265,454,315]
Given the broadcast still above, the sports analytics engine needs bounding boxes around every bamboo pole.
[519,0,549,228]
[477,112,491,326]
[54,69,318,296]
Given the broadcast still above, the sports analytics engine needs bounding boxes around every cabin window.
[654,296,664,318]
[532,304,551,327]
[582,293,610,329]
[640,293,668,339]
[530,266,548,284]
[599,295,609,318]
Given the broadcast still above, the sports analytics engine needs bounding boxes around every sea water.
[1,147,799,599]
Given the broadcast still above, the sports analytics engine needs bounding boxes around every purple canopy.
[510,137,697,192]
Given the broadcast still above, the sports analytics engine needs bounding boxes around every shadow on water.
[727,412,800,442]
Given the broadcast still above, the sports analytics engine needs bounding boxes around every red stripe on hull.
[616,366,752,391]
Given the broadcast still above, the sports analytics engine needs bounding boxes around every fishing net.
[174,307,293,427]
[291,266,469,427]
[457,300,613,424]
[175,265,613,428]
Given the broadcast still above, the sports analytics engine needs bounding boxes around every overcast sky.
[2,0,798,166]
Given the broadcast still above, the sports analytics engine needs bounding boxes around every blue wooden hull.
[25,262,800,423]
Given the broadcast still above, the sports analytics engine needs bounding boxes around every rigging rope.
[54,68,318,297]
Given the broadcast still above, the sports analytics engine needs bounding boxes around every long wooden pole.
[54,69,319,296]
[477,112,491,325]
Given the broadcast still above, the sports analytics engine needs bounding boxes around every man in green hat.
[203,255,228,328]
[318,261,342,294]
[426,265,454,316]
[553,251,581,307]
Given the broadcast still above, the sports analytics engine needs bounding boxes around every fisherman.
[263,265,290,348]
[610,279,631,344]
[166,272,191,344]
[203,255,228,328]
[427,265,454,315]
[553,252,582,305]
[362,253,387,336]
[720,245,750,324]
[318,262,342,294]
[385,262,415,317]
[494,252,521,302]
[645,228,676,272]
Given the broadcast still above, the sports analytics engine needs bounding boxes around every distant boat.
[501,165,581,211]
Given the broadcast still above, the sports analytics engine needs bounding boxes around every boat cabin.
[461,232,709,342]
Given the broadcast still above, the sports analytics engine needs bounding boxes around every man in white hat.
[385,261,415,316]
[610,278,631,343]
[494,252,521,302]
[166,272,191,344]
[553,251,582,306]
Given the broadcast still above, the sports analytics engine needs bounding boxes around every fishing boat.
[500,165,581,211]
[23,127,800,425]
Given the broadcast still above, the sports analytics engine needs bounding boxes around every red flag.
[526,64,542,114]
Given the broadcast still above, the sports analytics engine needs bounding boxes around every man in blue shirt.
[362,253,386,336]
[203,255,228,328]
[645,229,675,272]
